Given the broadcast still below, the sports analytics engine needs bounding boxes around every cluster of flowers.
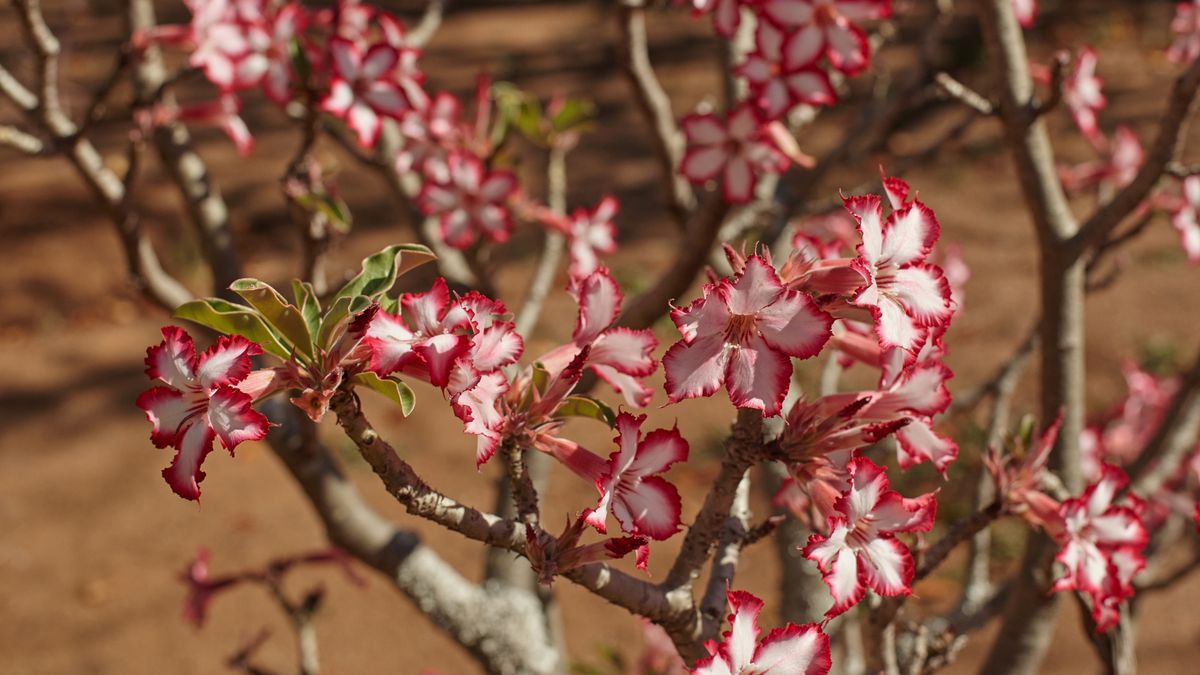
[1040,24,1199,265]
[658,173,956,615]
[987,419,1149,631]
[1081,361,1200,535]
[677,0,894,203]
[147,0,616,271]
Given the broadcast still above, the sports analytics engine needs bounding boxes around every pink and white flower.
[394,91,461,183]
[136,327,270,501]
[559,196,619,281]
[663,255,833,416]
[737,21,837,119]
[539,268,659,408]
[416,152,519,249]
[844,184,953,355]
[682,0,749,38]
[692,590,831,675]
[759,0,892,76]
[321,38,413,147]
[173,94,255,156]
[1169,1,1200,65]
[1170,175,1200,265]
[580,412,689,540]
[1061,125,1145,195]
[802,457,936,616]
[364,278,522,389]
[1051,465,1148,632]
[1064,47,1107,148]
[679,104,790,204]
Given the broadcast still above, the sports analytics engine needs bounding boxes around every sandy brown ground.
[2,1,1199,673]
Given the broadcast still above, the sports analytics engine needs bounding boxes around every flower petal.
[612,475,682,540]
[756,290,833,358]
[145,326,197,389]
[725,335,792,416]
[136,386,191,448]
[162,421,215,501]
[207,387,269,452]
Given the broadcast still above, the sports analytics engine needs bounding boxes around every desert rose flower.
[692,590,831,675]
[737,20,837,119]
[321,37,412,146]
[663,255,832,416]
[417,152,519,249]
[1169,0,1200,65]
[844,186,953,355]
[136,327,270,501]
[759,0,892,75]
[803,457,936,616]
[679,104,790,204]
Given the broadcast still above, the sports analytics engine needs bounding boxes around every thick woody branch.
[617,1,695,228]
[325,390,673,622]
[973,1,1087,673]
[1073,58,1200,255]
[699,471,751,621]
[263,400,561,675]
[128,0,241,295]
[664,409,763,592]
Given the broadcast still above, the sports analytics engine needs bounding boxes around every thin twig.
[515,145,568,336]
[699,471,751,621]
[935,72,995,115]
[0,124,45,154]
[617,0,695,229]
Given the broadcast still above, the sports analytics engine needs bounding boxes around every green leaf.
[550,96,595,134]
[291,280,321,339]
[294,192,353,234]
[530,363,550,395]
[231,279,316,361]
[557,395,615,427]
[316,294,372,350]
[331,244,436,304]
[174,298,291,360]
[351,372,416,416]
[289,37,311,83]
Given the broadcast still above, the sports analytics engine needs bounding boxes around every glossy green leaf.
[557,395,615,427]
[174,298,291,360]
[231,278,315,361]
[316,294,372,350]
[351,372,416,416]
[331,244,436,304]
[291,280,321,339]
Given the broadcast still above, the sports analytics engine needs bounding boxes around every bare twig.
[0,124,45,154]
[406,0,447,49]
[515,145,568,336]
[699,471,751,621]
[617,0,695,228]
[935,72,995,115]
[1034,51,1070,117]
[128,0,241,296]
[664,409,764,594]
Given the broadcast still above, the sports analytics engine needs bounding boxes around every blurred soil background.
[1,1,1199,673]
